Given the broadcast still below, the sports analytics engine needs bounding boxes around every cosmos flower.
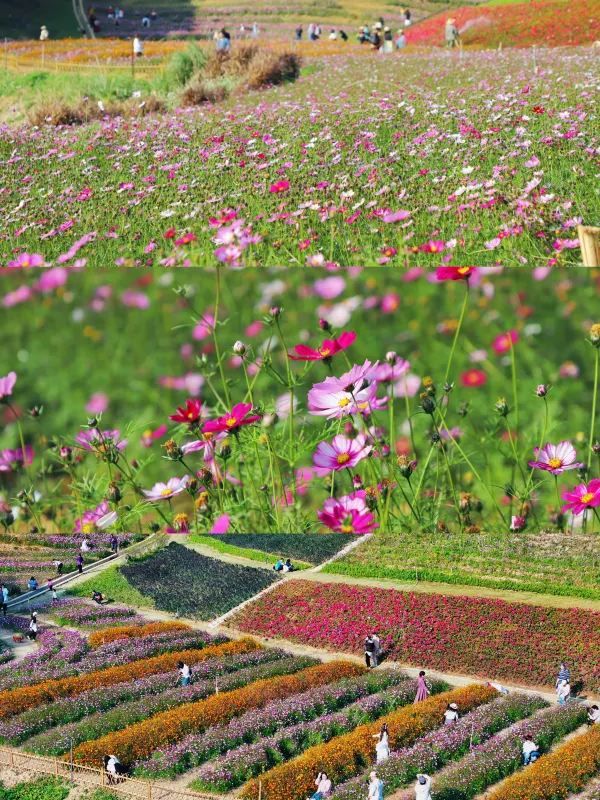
[436,267,477,281]
[561,480,600,516]
[460,369,487,387]
[288,331,356,361]
[317,491,378,534]
[312,434,372,476]
[0,446,34,473]
[170,399,203,425]
[74,501,116,534]
[0,372,17,401]
[528,441,584,475]
[492,330,519,355]
[7,253,45,268]
[210,514,231,533]
[203,403,260,434]
[143,475,190,501]
[75,429,128,453]
[307,361,378,419]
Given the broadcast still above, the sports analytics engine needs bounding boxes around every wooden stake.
[578,225,600,266]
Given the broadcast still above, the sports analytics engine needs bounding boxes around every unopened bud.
[233,340,247,356]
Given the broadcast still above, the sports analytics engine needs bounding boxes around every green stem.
[589,348,599,470]
[212,266,231,408]
[444,284,469,387]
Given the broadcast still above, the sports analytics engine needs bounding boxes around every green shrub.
[0,777,68,800]
[167,43,208,87]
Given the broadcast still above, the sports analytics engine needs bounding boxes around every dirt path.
[0,630,36,663]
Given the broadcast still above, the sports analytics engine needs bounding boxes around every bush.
[245,51,301,90]
[0,778,68,800]
[167,44,208,87]
[181,80,230,106]
[88,621,189,648]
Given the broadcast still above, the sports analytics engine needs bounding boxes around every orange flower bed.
[0,638,259,720]
[73,660,363,767]
[241,683,498,800]
[486,724,600,800]
[88,621,189,648]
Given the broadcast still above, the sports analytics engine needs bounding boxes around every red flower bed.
[409,0,600,48]
[232,581,600,690]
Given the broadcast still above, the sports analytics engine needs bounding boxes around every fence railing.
[0,746,220,800]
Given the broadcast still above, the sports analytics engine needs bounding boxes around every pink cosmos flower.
[0,372,17,401]
[74,501,115,533]
[492,330,519,354]
[307,361,377,419]
[313,434,372,476]
[317,491,378,534]
[528,441,584,475]
[210,514,231,533]
[366,361,410,383]
[203,403,260,434]
[0,446,33,473]
[460,369,487,387]
[562,480,600,516]
[85,393,109,415]
[7,253,45,268]
[143,475,190,501]
[289,331,356,362]
[269,180,290,194]
[510,515,527,532]
[141,425,168,448]
[75,429,128,453]
[436,267,477,281]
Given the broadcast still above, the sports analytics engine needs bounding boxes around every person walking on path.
[415,774,432,800]
[76,553,84,574]
[414,670,430,703]
[445,18,459,48]
[368,771,384,800]
[28,614,38,641]
[109,534,118,554]
[373,722,390,763]
[0,584,8,617]
[556,662,570,686]
[177,660,191,686]
[365,634,381,668]
[557,678,571,705]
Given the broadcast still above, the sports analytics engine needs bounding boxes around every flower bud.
[397,454,416,478]
[510,514,526,532]
[59,446,72,462]
[197,468,213,486]
[106,482,122,503]
[352,474,364,489]
[420,393,436,415]
[269,306,282,319]
[535,384,549,397]
[233,340,247,356]
[592,441,600,455]
[495,397,509,416]
[28,405,43,418]
[319,318,332,332]
[219,444,232,460]
[385,351,398,365]
[589,323,600,347]
[162,439,183,460]
[87,417,99,428]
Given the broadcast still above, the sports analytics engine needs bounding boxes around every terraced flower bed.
[196,534,352,565]
[121,543,279,620]
[232,580,600,690]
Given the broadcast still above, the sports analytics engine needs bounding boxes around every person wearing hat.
[40,25,49,41]
[382,26,393,53]
[445,18,459,47]
[415,774,432,800]
[367,771,384,800]
[395,29,407,49]
[443,703,459,724]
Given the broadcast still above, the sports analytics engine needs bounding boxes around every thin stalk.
[443,283,469,386]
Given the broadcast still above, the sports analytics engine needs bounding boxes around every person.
[216,29,231,53]
[445,18,459,48]
[53,559,64,575]
[414,671,430,703]
[372,722,390,763]
[28,576,38,592]
[109,534,119,554]
[368,771,384,800]
[329,29,337,40]
[557,678,571,705]
[282,558,294,573]
[371,27,381,51]
[395,30,406,49]
[587,705,600,725]
[339,30,348,41]
[273,559,284,572]
[92,590,105,604]
[104,754,125,784]
[81,538,91,553]
[415,774,432,800]
[557,663,571,686]
[40,25,49,41]
[309,771,331,799]
[150,10,157,22]
[177,660,191,686]
[487,681,510,695]
[0,584,8,617]
[252,22,259,37]
[443,703,459,725]
[308,23,316,41]
[133,36,144,57]
[28,617,38,641]
[404,8,412,26]
[142,14,150,27]
[295,25,303,40]
[522,735,540,765]
[52,586,58,602]
[76,553,84,574]
[365,634,378,668]
[382,27,394,53]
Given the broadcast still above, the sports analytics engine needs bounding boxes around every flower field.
[195,533,352,564]
[232,580,600,690]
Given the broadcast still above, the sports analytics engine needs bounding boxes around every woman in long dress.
[373,723,390,763]
[414,670,430,703]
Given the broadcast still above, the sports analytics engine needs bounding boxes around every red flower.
[436,267,477,281]
[460,369,487,388]
[175,232,197,246]
[492,330,519,355]
[169,399,203,424]
[269,180,290,194]
[203,403,260,434]
[164,228,177,239]
[289,331,357,362]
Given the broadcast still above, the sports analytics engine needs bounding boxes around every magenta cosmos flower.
[288,331,356,362]
[0,372,17,401]
[317,491,378,534]
[436,267,477,281]
[528,441,584,475]
[0,446,34,473]
[143,475,190,501]
[562,480,600,516]
[75,429,128,452]
[307,361,378,419]
[313,434,372,476]
[492,330,519,355]
[203,403,260,434]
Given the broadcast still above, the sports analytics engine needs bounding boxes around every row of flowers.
[331,693,548,799]
[486,720,600,800]
[48,598,142,628]
[193,677,449,791]
[0,648,286,746]
[88,620,190,648]
[30,656,315,756]
[0,624,88,691]
[0,638,257,719]
[232,581,600,690]
[394,703,588,800]
[135,670,407,778]
[240,684,498,800]
[73,661,364,767]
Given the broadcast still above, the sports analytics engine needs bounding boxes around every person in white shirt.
[309,771,332,799]
[372,723,390,763]
[177,660,191,686]
[80,538,91,552]
[133,37,144,57]
[556,679,570,705]
[415,774,432,800]
[587,705,600,725]
[522,735,540,765]
[443,703,459,724]
[367,771,384,800]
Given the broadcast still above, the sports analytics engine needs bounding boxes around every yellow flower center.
[161,487,173,496]
[225,417,237,428]
[457,267,471,275]
[548,458,563,469]
[338,397,351,408]
[340,524,355,533]
[337,453,351,465]
[81,523,95,535]
[319,347,331,357]
[582,492,594,504]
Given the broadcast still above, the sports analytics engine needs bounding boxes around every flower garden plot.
[0,648,287,746]
[195,534,352,565]
[87,620,189,647]
[72,660,364,766]
[46,598,144,629]
[121,543,280,620]
[240,684,497,800]
[231,581,600,690]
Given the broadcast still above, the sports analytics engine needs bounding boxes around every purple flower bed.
[193,678,447,791]
[331,693,549,800]
[26,654,315,756]
[0,648,287,745]
[48,598,143,628]
[135,670,417,778]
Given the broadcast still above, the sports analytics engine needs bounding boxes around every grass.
[326,529,600,600]
[67,565,154,608]
[192,534,352,564]
[0,778,68,800]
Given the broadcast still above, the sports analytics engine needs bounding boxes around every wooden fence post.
[258,780,262,800]
[578,225,600,266]
[148,781,152,800]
